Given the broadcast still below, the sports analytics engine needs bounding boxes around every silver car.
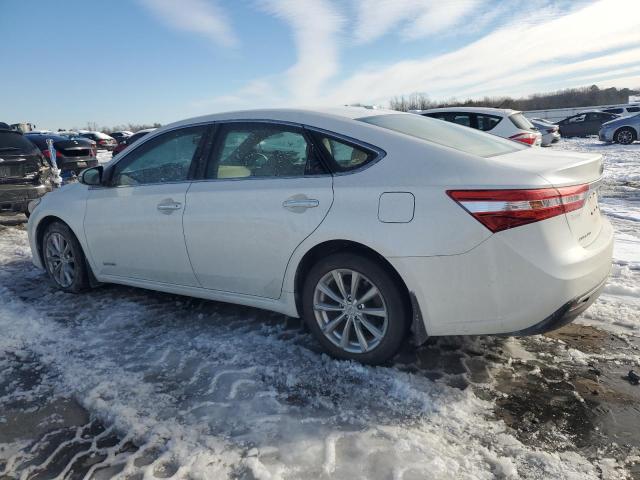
[599,113,640,144]
[531,118,560,147]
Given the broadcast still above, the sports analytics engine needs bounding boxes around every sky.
[1,0,639,130]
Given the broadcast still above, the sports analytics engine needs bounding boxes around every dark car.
[0,126,52,216]
[557,112,620,137]
[79,131,117,151]
[110,131,133,144]
[111,128,156,156]
[25,133,98,175]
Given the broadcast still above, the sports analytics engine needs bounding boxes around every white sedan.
[27,108,613,364]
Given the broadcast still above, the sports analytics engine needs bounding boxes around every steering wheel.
[244,151,269,168]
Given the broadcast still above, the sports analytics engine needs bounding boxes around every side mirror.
[79,166,103,186]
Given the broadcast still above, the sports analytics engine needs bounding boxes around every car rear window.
[508,113,534,130]
[0,131,39,154]
[358,114,523,158]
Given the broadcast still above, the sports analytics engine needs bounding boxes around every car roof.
[410,107,520,116]
[164,107,408,130]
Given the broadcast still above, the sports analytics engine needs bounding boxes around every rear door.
[183,122,333,299]
[84,125,209,285]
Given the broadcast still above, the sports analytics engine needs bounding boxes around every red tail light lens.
[42,149,64,160]
[509,132,537,146]
[447,185,589,232]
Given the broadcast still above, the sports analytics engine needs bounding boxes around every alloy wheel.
[45,232,76,288]
[312,269,388,354]
[617,129,634,145]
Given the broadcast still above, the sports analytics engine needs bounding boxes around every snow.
[1,137,639,478]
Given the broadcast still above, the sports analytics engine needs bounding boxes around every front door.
[183,122,333,299]
[84,125,208,286]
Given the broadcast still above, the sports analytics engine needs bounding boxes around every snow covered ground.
[1,139,638,479]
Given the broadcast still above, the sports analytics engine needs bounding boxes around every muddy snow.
[1,138,639,479]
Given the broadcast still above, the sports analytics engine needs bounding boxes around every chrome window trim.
[104,118,387,186]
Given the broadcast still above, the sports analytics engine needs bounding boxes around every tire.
[302,252,408,365]
[42,221,90,293]
[615,127,636,145]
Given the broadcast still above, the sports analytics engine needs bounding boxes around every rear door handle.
[157,200,182,213]
[283,198,319,210]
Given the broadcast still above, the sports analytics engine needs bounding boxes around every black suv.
[0,124,52,216]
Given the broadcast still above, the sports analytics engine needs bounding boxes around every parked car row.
[411,106,637,145]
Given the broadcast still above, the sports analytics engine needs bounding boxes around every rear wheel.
[302,252,408,365]
[615,127,636,145]
[42,222,90,293]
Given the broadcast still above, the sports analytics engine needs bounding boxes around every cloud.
[352,0,482,44]
[323,0,640,104]
[259,0,344,103]
[139,0,238,47]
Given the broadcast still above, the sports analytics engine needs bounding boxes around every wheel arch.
[614,125,638,142]
[292,239,427,343]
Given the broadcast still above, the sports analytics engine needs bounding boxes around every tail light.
[447,184,589,233]
[509,132,538,146]
[42,149,64,160]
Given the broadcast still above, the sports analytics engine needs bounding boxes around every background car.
[557,112,619,137]
[601,106,640,117]
[0,126,51,216]
[414,107,542,146]
[530,118,560,146]
[111,128,155,156]
[79,131,116,151]
[599,113,639,145]
[25,133,98,175]
[110,131,133,144]
[28,108,611,365]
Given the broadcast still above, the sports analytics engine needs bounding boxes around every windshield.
[358,114,524,157]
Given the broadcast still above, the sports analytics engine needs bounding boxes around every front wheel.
[615,127,636,145]
[42,221,90,293]
[302,253,408,365]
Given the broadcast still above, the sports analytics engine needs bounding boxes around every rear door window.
[450,113,472,127]
[475,114,502,131]
[627,107,640,113]
[206,123,325,179]
[567,114,586,124]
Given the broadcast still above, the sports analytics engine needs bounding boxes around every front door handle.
[157,200,182,213]
[283,198,319,210]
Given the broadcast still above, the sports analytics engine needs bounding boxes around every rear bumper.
[0,183,51,214]
[389,215,614,336]
[500,275,607,336]
[61,158,98,173]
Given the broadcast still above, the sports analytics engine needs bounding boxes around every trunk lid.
[493,148,604,247]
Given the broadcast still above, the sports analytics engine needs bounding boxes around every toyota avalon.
[27,108,613,364]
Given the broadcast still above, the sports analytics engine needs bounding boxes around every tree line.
[389,85,639,112]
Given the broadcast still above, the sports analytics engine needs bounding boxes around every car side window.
[475,114,502,131]
[451,113,472,127]
[568,114,586,123]
[111,126,206,186]
[206,124,323,179]
[315,134,376,172]
[628,107,639,113]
